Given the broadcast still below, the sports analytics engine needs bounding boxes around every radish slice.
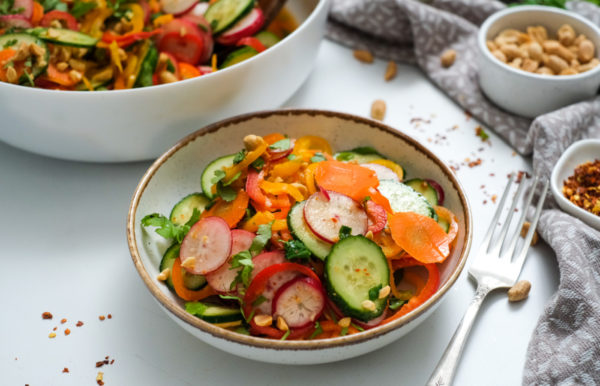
[303,191,368,243]
[160,0,198,15]
[251,251,296,314]
[197,65,213,75]
[272,277,325,328]
[139,0,151,25]
[205,229,255,293]
[216,7,264,45]
[187,1,209,16]
[425,179,445,206]
[362,164,400,183]
[180,216,232,275]
[13,0,33,19]
[365,200,387,234]
[267,139,295,161]
[0,14,32,28]
[176,13,214,63]
[353,311,387,330]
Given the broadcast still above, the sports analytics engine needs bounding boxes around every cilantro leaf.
[216,183,237,202]
[251,295,267,307]
[141,208,200,243]
[230,250,254,289]
[389,297,408,310]
[185,302,208,316]
[210,169,226,184]
[287,154,297,161]
[219,294,242,303]
[280,329,291,340]
[235,326,250,335]
[339,225,352,241]
[3,39,17,49]
[351,146,381,155]
[41,0,66,12]
[368,284,383,301]
[284,239,312,261]
[250,221,272,256]
[309,321,323,339]
[233,149,246,164]
[251,157,265,170]
[310,153,326,163]
[70,0,96,18]
[222,171,241,187]
[340,326,349,336]
[269,138,290,151]
[335,152,354,162]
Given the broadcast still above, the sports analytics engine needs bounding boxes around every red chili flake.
[107,314,112,319]
[491,194,498,204]
[483,200,488,205]
[53,327,57,331]
[490,173,495,177]
[563,159,600,216]
[76,321,84,327]
[96,361,105,368]
[61,318,67,324]
[42,312,53,320]
[97,381,104,386]
[62,368,69,373]
[468,159,482,168]
[99,315,106,321]
[465,110,472,120]
[110,359,114,365]
[410,117,431,124]
[64,329,71,336]
[511,151,517,157]
[105,356,109,360]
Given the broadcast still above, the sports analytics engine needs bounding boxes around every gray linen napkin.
[327,1,600,383]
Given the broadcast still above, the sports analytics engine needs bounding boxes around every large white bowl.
[0,0,329,162]
[478,5,600,118]
[126,109,473,365]
[550,139,600,231]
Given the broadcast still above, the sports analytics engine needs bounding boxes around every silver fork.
[426,173,549,386]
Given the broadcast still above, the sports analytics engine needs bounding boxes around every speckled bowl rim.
[126,109,473,351]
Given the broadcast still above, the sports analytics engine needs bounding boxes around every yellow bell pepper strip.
[242,211,275,232]
[108,40,123,73]
[224,141,268,183]
[81,75,94,91]
[304,163,319,195]
[368,159,404,180]
[272,219,288,232]
[294,135,333,155]
[270,160,303,179]
[259,180,304,202]
[123,4,144,33]
[148,0,160,13]
[153,14,174,27]
[81,8,113,39]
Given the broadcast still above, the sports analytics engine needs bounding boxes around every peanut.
[542,40,574,62]
[578,58,600,72]
[276,316,289,332]
[520,221,539,245]
[5,66,18,83]
[492,49,507,63]
[508,280,531,302]
[558,24,576,46]
[370,99,386,121]
[509,57,523,69]
[578,39,595,63]
[495,29,521,46]
[560,67,578,75]
[56,61,69,72]
[522,58,539,72]
[353,49,373,63]
[253,314,273,327]
[338,317,351,328]
[527,42,544,61]
[527,26,547,43]
[547,54,568,73]
[486,40,497,51]
[500,44,523,60]
[69,70,82,82]
[384,61,397,81]
[440,49,457,68]
[159,70,178,84]
[536,66,554,75]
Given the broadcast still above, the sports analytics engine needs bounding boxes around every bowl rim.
[550,138,600,230]
[126,108,473,350]
[0,0,328,95]
[478,5,600,81]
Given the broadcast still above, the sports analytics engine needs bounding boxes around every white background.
[1,40,559,385]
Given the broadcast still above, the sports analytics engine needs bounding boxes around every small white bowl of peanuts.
[478,5,600,118]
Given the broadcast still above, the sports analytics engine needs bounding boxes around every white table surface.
[1,40,559,386]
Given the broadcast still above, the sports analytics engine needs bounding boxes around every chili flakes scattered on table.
[42,312,53,319]
[563,159,600,216]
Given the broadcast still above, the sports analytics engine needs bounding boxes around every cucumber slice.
[200,154,236,199]
[159,243,180,291]
[159,244,208,291]
[325,236,390,322]
[204,0,254,35]
[287,201,332,260]
[29,27,98,48]
[334,151,383,164]
[438,217,450,233]
[0,33,48,78]
[134,42,158,88]
[254,30,279,48]
[185,302,243,323]
[169,193,210,225]
[220,46,258,69]
[404,178,439,206]
[378,180,437,220]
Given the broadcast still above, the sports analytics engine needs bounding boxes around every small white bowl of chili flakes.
[551,139,600,231]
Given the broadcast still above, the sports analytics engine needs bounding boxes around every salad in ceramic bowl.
[0,0,296,89]
[127,110,472,364]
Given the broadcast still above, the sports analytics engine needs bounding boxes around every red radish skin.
[272,277,325,328]
[362,164,400,182]
[252,252,298,315]
[365,200,387,234]
[425,179,445,206]
[205,229,255,293]
[158,31,205,64]
[216,8,265,45]
[197,65,213,75]
[160,0,198,15]
[139,0,151,24]
[13,0,33,19]
[353,311,387,330]
[0,15,32,28]
[251,250,286,280]
[267,139,295,161]
[180,9,213,62]
[303,191,368,243]
[179,216,232,275]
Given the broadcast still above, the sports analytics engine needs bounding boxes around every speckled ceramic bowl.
[126,109,473,365]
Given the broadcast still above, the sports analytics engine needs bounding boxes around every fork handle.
[426,283,491,386]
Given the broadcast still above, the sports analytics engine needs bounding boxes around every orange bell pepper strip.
[373,231,402,258]
[263,133,285,145]
[202,190,249,228]
[382,263,439,324]
[44,62,79,86]
[303,163,319,195]
[224,141,268,182]
[179,62,201,79]
[270,160,303,179]
[315,160,379,202]
[171,258,216,301]
[435,206,459,244]
[388,212,451,264]
[260,180,304,202]
[242,211,275,232]
[294,135,333,155]
[0,49,17,82]
[153,13,174,27]
[31,2,44,26]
